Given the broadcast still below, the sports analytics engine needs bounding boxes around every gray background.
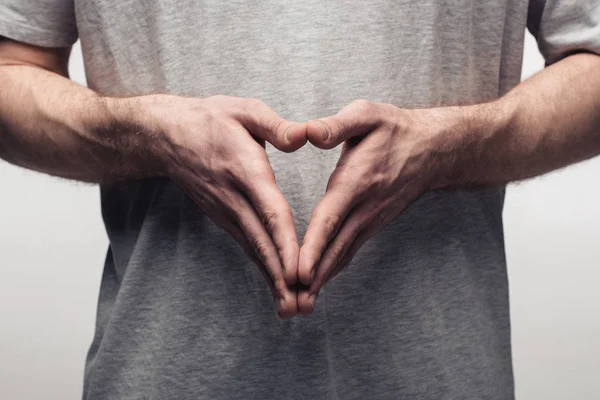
[0,32,599,399]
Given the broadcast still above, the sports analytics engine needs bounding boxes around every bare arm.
[0,38,169,182]
[297,52,600,312]
[431,52,600,188]
[0,38,307,317]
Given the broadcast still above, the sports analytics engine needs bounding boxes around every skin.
[296,53,600,314]
[2,37,600,318]
[0,38,306,318]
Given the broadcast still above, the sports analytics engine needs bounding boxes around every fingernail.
[310,120,329,141]
[283,124,293,142]
[308,294,317,310]
[317,120,330,140]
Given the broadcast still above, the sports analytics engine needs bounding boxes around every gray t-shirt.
[2,1,599,399]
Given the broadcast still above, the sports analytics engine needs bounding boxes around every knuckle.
[268,118,285,144]
[350,99,383,126]
[272,276,287,293]
[260,209,279,232]
[248,98,266,111]
[355,218,368,234]
[369,172,388,192]
[252,162,275,182]
[206,94,227,105]
[329,117,346,142]
[222,162,238,184]
[351,98,372,112]
[322,214,341,238]
[187,99,214,123]
[329,242,347,261]
[250,237,270,259]
[238,155,273,183]
[382,103,401,127]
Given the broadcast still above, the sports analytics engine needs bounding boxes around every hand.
[297,99,448,314]
[143,95,307,318]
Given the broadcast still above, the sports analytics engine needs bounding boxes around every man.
[1,0,599,398]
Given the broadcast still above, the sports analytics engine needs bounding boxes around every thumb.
[238,99,307,152]
[307,99,382,149]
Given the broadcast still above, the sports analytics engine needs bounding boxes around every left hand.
[297,99,451,314]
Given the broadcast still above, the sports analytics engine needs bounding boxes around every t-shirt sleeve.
[0,0,78,48]
[527,0,600,65]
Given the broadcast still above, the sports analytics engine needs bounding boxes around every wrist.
[92,95,174,179]
[421,100,514,189]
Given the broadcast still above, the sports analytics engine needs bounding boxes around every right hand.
[144,95,307,318]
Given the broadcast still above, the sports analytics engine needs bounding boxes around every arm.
[0,38,306,317]
[431,52,600,188]
[0,38,173,183]
[297,52,600,313]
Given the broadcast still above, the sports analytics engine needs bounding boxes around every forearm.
[0,64,168,183]
[429,53,600,188]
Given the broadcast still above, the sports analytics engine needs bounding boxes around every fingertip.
[306,119,336,149]
[276,292,299,319]
[297,291,315,316]
[298,292,313,316]
[278,121,308,152]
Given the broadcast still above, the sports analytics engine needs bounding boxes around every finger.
[307,99,383,149]
[232,191,298,318]
[183,190,297,318]
[213,203,297,318]
[325,227,372,284]
[220,220,274,289]
[298,179,363,286]
[297,289,317,316]
[305,203,388,308]
[236,163,300,287]
[176,173,298,318]
[236,99,307,152]
[230,225,299,319]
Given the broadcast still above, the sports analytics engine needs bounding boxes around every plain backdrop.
[1,32,599,399]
